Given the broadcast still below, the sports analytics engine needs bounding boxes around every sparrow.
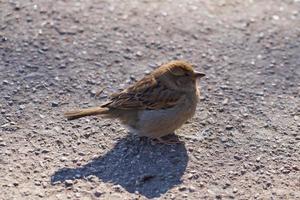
[64,60,205,143]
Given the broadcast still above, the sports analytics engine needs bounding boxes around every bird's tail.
[64,107,109,120]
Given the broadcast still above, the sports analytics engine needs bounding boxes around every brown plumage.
[64,60,205,142]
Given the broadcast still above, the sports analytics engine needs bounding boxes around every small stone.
[65,180,73,187]
[220,137,228,143]
[234,155,242,160]
[136,51,143,57]
[178,185,187,191]
[294,116,299,121]
[19,105,26,110]
[51,101,59,107]
[75,193,80,198]
[35,181,41,186]
[60,157,67,162]
[189,186,196,192]
[42,182,47,188]
[41,149,50,154]
[161,11,168,16]
[53,126,61,133]
[75,174,81,178]
[90,89,97,96]
[13,3,21,10]
[272,15,279,20]
[199,182,205,187]
[4,95,10,100]
[37,192,44,198]
[280,167,290,174]
[224,181,231,188]
[256,156,261,162]
[0,142,7,147]
[87,175,98,182]
[192,34,198,40]
[94,191,102,197]
[39,114,45,119]
[233,187,238,193]
[2,80,9,85]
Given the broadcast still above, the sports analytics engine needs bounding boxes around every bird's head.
[155,60,205,92]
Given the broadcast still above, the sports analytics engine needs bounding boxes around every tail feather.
[64,107,109,120]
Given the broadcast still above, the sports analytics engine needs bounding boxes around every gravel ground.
[1,0,300,199]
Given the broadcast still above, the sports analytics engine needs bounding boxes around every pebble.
[182,193,188,198]
[60,157,67,162]
[87,175,98,182]
[2,80,9,85]
[51,101,59,107]
[90,89,97,96]
[256,156,261,162]
[75,193,81,198]
[234,155,242,160]
[272,15,280,20]
[189,186,196,192]
[65,179,73,187]
[0,142,7,147]
[4,95,10,100]
[19,105,26,110]
[34,181,41,186]
[42,182,47,188]
[94,191,102,197]
[233,187,238,193]
[13,2,21,10]
[220,137,229,143]
[136,51,143,57]
[37,192,44,198]
[292,165,299,171]
[178,185,187,191]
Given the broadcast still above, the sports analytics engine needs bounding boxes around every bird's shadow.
[51,135,188,198]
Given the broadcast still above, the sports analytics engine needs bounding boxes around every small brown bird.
[64,60,205,143]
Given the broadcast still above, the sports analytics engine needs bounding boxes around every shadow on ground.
[51,135,188,198]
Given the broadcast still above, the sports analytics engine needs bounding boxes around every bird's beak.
[194,71,206,78]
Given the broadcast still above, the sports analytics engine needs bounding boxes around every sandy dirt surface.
[1,0,300,199]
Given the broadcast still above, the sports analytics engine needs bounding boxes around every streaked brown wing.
[103,75,182,110]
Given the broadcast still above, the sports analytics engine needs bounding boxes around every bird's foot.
[152,136,184,145]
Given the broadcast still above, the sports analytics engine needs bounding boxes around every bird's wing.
[102,75,183,110]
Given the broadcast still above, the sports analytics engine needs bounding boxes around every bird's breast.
[134,93,198,138]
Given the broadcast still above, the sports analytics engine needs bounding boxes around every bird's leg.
[152,134,184,145]
[157,137,183,144]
